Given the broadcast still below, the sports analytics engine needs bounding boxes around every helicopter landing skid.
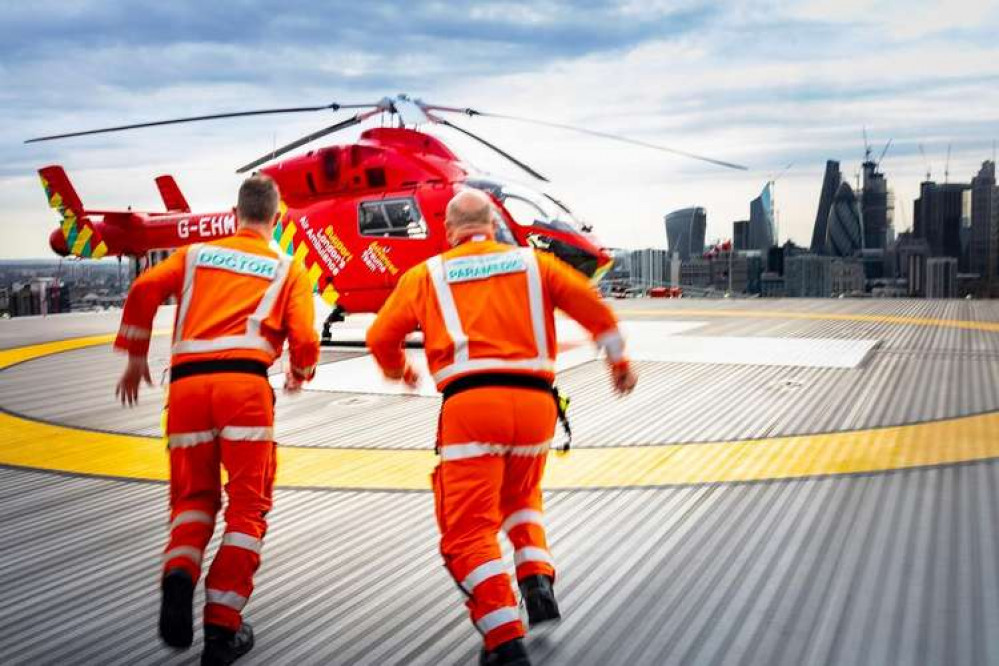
[319,339,424,349]
[321,307,347,343]
[320,307,423,348]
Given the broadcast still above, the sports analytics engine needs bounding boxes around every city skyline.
[1,0,998,258]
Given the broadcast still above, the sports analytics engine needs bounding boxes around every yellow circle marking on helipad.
[1,313,998,490]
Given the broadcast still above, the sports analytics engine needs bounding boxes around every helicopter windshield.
[465,179,583,234]
[465,178,602,278]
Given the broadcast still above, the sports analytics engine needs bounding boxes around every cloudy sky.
[2,0,998,258]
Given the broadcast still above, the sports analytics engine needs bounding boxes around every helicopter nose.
[49,229,69,256]
[592,247,614,283]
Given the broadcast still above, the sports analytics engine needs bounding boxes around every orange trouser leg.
[500,456,554,582]
[438,388,525,651]
[164,379,222,582]
[502,388,557,582]
[204,374,276,632]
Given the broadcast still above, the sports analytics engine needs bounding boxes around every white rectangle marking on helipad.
[285,317,877,396]
[627,335,878,368]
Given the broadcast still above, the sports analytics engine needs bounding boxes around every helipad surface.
[1,298,998,665]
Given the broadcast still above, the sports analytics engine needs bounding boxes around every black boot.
[519,574,561,628]
[201,622,255,666]
[480,637,531,666]
[159,568,194,648]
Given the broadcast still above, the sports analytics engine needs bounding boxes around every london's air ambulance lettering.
[197,247,278,279]
[178,215,237,240]
[445,252,527,283]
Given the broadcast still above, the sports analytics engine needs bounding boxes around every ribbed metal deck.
[2,299,998,665]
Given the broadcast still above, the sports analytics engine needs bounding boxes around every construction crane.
[944,143,952,184]
[918,143,932,181]
[876,139,892,170]
[767,162,794,245]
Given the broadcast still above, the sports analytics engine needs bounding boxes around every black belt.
[441,373,572,452]
[170,359,270,383]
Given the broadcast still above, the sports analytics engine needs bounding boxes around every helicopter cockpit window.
[491,208,517,245]
[466,179,583,236]
[358,198,427,239]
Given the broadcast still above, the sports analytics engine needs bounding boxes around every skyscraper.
[733,220,749,251]
[914,181,968,259]
[810,160,841,254]
[860,159,892,250]
[970,161,998,295]
[748,183,776,252]
[664,207,707,261]
[826,181,864,257]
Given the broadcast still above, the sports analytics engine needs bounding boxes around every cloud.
[2,0,998,258]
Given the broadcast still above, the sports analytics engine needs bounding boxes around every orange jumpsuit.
[367,239,627,650]
[114,229,319,632]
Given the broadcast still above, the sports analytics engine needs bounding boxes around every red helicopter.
[29,94,746,338]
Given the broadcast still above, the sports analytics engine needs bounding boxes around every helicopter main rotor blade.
[429,115,549,183]
[24,103,377,144]
[426,106,749,171]
[235,108,382,174]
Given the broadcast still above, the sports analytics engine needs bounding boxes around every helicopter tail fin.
[155,175,191,212]
[38,165,108,258]
[39,165,84,217]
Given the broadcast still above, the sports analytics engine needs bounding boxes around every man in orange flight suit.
[367,189,637,666]
[114,175,319,666]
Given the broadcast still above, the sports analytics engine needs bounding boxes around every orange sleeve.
[114,248,187,356]
[538,252,628,364]
[284,264,320,380]
[366,264,423,378]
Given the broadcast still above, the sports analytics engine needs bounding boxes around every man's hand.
[385,361,420,388]
[284,369,305,394]
[401,362,420,389]
[610,361,637,395]
[115,355,152,406]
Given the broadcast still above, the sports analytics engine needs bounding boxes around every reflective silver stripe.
[170,510,214,531]
[206,588,248,611]
[427,256,469,365]
[246,253,291,340]
[433,357,555,383]
[440,440,550,462]
[514,546,554,567]
[164,546,203,566]
[440,442,506,462]
[428,248,553,384]
[172,334,275,356]
[475,606,521,634]
[172,245,289,357]
[167,430,216,449]
[119,325,151,341]
[219,426,273,442]
[510,441,551,457]
[502,509,545,533]
[174,244,202,345]
[222,532,263,554]
[521,249,549,360]
[596,329,626,363]
[461,559,507,593]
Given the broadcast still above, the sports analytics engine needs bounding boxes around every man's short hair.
[237,175,280,224]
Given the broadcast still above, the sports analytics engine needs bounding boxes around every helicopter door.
[355,195,429,289]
